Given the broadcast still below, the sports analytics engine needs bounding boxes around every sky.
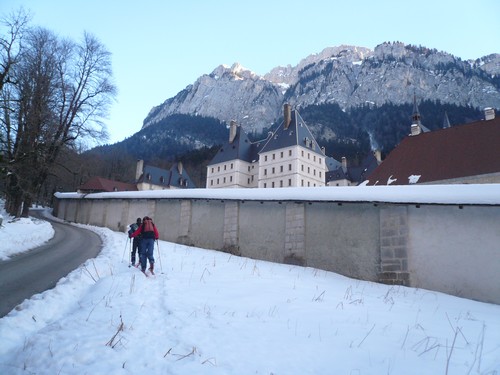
[2,0,500,145]
[0,203,500,374]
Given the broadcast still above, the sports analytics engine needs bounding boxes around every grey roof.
[259,110,325,156]
[326,157,342,171]
[137,163,196,188]
[208,126,269,165]
[326,153,380,185]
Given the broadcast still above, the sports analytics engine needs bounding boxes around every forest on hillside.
[44,101,484,194]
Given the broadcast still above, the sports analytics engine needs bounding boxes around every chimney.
[177,161,183,175]
[283,103,292,129]
[135,160,144,181]
[485,107,495,121]
[229,120,238,143]
[341,156,347,172]
[374,150,382,164]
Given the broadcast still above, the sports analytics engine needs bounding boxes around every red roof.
[366,116,500,185]
[78,176,138,192]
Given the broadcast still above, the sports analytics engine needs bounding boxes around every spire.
[442,111,451,129]
[410,93,423,136]
[411,93,421,125]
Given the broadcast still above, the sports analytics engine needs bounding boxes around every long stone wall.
[53,190,500,304]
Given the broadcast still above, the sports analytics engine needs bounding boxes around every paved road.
[0,211,102,318]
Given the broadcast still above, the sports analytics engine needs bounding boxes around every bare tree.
[0,8,30,92]
[1,22,116,216]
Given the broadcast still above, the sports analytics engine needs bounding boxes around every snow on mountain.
[142,42,500,135]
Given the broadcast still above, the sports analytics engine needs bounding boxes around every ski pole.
[156,240,163,273]
[122,237,130,262]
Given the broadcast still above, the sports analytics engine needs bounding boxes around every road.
[0,211,102,318]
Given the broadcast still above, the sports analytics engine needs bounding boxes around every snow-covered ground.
[0,204,499,374]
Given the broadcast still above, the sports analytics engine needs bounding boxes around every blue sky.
[2,0,499,144]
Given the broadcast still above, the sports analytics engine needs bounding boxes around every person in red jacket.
[130,216,159,275]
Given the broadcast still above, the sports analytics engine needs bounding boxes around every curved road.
[0,211,103,317]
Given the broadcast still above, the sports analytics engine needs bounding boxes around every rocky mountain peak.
[143,42,500,135]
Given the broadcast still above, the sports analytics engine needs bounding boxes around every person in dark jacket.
[128,217,142,266]
[130,216,159,275]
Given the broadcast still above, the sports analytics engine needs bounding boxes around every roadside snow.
[0,205,499,374]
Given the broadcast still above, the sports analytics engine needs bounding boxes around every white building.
[207,104,327,188]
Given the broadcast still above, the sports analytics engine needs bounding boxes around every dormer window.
[146,173,151,181]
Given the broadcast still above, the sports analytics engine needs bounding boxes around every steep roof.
[366,116,500,185]
[208,125,267,165]
[79,176,137,193]
[137,163,196,188]
[259,110,325,156]
[168,163,197,188]
[327,153,380,185]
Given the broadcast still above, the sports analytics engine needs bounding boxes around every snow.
[0,204,54,260]
[408,175,421,184]
[56,184,500,206]
[387,175,397,185]
[0,204,500,374]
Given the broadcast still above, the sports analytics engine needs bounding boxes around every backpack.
[141,217,155,238]
[128,223,139,237]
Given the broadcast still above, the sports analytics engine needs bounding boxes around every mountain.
[143,42,500,137]
[79,42,496,189]
[144,63,284,134]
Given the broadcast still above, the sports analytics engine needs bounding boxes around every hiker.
[130,216,159,274]
[128,217,142,266]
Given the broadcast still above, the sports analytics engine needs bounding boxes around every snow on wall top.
[55,184,500,206]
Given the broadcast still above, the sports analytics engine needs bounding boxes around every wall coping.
[54,184,500,206]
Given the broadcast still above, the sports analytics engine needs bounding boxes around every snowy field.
[0,205,499,374]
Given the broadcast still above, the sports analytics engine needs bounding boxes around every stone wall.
[53,194,500,304]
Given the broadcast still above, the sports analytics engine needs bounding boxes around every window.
[248,166,251,172]
[307,166,310,174]
[146,173,151,181]
[264,169,267,176]
[308,181,311,187]
[301,164,304,172]
[319,158,322,164]
[280,151,283,158]
[264,183,267,188]
[210,180,213,186]
[289,164,292,171]
[217,178,220,184]
[313,169,316,176]
[308,153,310,159]
[313,155,316,162]
[230,176,233,182]
[247,178,250,184]
[289,150,292,156]
[223,177,226,183]
[160,176,165,183]
[272,153,275,160]
[280,180,283,187]
[301,150,304,157]
[224,165,227,171]
[301,180,304,186]
[265,155,268,162]
[217,166,220,172]
[288,179,292,186]
[272,182,275,188]
[280,165,283,173]
[272,167,275,174]
[231,163,234,169]
[319,171,322,178]
[211,167,214,173]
